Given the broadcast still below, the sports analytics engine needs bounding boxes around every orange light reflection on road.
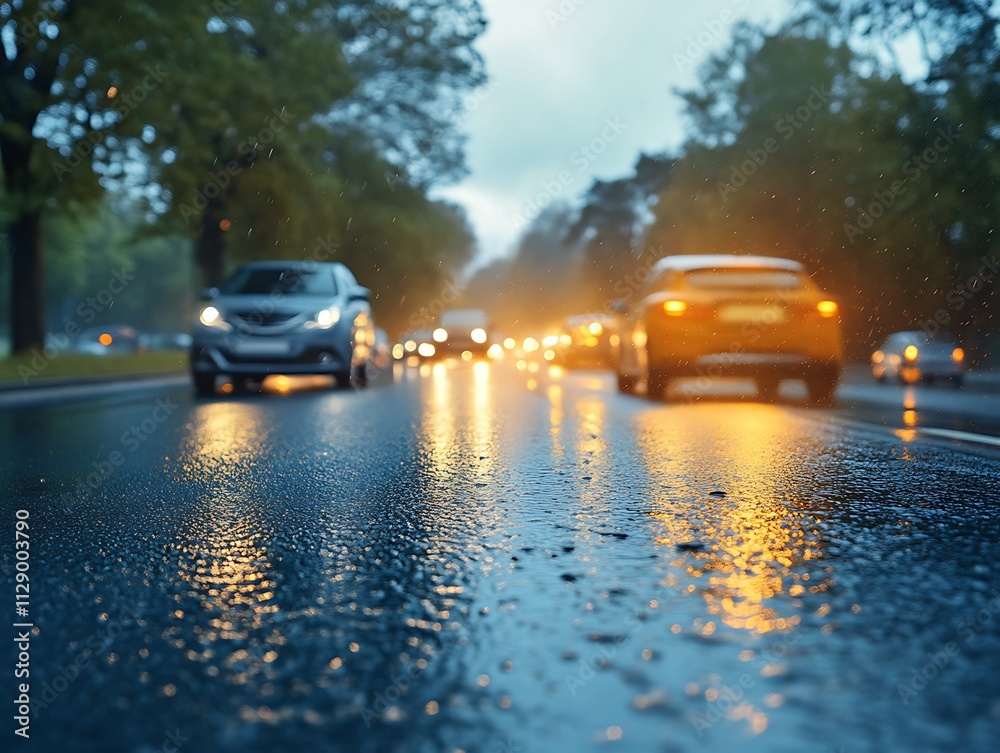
[637,404,814,635]
[419,361,501,486]
[173,403,281,682]
[471,362,497,483]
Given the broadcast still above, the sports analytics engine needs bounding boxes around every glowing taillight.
[816,300,838,318]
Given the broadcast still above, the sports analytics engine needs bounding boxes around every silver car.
[190,261,376,394]
[872,331,966,386]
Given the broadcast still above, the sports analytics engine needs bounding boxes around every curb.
[0,370,187,392]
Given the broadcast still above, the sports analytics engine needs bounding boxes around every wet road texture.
[3,362,999,753]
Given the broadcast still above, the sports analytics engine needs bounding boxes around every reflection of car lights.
[662,300,687,316]
[588,322,604,336]
[904,345,919,362]
[952,347,965,362]
[418,342,436,358]
[471,328,488,344]
[817,300,838,318]
[433,328,448,343]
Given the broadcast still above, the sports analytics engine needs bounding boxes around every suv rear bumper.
[662,353,841,379]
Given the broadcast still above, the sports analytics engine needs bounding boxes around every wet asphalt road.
[2,363,1000,753]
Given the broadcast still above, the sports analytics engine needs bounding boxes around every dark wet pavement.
[3,362,999,752]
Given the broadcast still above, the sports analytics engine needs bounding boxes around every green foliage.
[43,205,193,332]
[567,153,673,294]
[472,8,998,361]
[1,1,487,352]
[558,14,996,359]
[0,351,186,383]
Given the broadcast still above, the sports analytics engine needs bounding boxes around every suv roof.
[651,255,804,274]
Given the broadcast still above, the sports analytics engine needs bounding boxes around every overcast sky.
[435,0,792,267]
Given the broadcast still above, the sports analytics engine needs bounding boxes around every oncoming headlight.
[199,306,227,328]
[306,308,341,329]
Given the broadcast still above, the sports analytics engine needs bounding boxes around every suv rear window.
[222,268,338,295]
[682,269,804,290]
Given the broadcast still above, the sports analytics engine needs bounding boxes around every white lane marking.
[794,412,1000,452]
[917,427,1000,448]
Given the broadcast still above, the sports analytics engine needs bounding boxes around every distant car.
[75,325,142,355]
[398,329,437,360]
[614,255,843,402]
[431,309,491,359]
[190,261,375,395]
[139,332,193,351]
[872,331,965,386]
[555,314,617,369]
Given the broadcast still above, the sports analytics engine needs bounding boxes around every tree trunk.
[195,206,226,288]
[8,210,46,354]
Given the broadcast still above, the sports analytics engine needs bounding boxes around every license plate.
[717,305,785,324]
[232,339,291,356]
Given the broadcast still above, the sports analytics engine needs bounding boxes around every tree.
[568,153,673,297]
[801,0,1000,356]
[0,1,190,353]
[137,0,487,290]
[644,21,983,356]
[132,0,355,288]
[2,1,488,354]
[328,0,487,187]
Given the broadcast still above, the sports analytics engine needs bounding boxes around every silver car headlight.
[305,307,341,329]
[199,306,231,330]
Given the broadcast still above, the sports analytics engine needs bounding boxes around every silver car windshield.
[221,268,338,296]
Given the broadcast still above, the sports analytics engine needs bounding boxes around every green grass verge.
[0,351,188,384]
